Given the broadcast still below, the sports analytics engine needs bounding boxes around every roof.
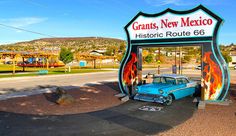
[230,51,236,56]
[154,74,187,79]
[90,50,106,53]
[0,51,58,57]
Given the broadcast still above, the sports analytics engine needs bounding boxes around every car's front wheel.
[164,94,173,106]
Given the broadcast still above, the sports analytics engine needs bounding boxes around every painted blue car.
[134,74,197,105]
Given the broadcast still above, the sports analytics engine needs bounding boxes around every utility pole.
[174,47,177,74]
[46,56,49,70]
[93,59,96,69]
[22,57,25,72]
[175,48,177,66]
[157,47,160,74]
[12,55,15,75]
[178,46,181,74]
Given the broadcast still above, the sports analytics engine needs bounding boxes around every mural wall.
[122,52,138,95]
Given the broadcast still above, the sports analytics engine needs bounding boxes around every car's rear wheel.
[164,94,173,106]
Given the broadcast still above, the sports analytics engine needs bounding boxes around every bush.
[59,47,73,64]
[145,54,154,64]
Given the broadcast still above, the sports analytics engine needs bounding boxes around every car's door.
[174,78,194,99]
[172,78,186,99]
[182,78,194,96]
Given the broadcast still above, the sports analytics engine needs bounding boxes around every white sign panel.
[127,10,217,40]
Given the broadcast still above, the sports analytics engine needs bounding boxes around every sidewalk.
[0,78,118,101]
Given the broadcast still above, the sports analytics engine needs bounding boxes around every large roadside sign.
[118,5,230,101]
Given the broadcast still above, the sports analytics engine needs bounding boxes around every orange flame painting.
[123,53,137,86]
[202,52,222,100]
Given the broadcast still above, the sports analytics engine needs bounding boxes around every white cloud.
[145,0,225,6]
[0,17,47,28]
[145,0,192,6]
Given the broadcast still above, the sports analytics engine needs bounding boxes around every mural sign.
[118,5,230,101]
[128,9,216,40]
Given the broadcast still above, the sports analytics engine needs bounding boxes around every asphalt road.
[0,68,169,94]
[0,71,118,93]
[1,68,233,95]
[0,98,196,136]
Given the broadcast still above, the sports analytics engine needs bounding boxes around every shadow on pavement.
[0,100,196,136]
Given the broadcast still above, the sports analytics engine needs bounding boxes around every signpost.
[118,5,230,102]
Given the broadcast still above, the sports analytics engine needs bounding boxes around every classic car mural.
[134,74,198,105]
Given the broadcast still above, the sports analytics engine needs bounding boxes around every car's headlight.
[159,89,164,94]
[135,86,139,92]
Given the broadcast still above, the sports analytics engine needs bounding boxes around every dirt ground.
[0,82,122,115]
[158,82,236,136]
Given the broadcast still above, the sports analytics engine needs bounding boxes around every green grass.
[0,64,110,78]
[0,63,163,78]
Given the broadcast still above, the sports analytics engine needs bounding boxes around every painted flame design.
[202,52,222,100]
[123,53,137,86]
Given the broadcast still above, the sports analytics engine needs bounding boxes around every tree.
[145,54,154,64]
[182,55,191,63]
[105,45,118,56]
[119,42,126,51]
[116,52,125,62]
[222,52,232,63]
[59,47,73,64]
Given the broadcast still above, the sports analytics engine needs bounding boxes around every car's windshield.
[153,77,176,84]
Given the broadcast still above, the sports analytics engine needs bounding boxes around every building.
[229,50,236,67]
[165,51,187,57]
[89,50,106,56]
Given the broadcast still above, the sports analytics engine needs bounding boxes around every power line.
[0,23,56,38]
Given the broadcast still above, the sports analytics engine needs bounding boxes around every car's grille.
[134,93,165,103]
[138,93,160,97]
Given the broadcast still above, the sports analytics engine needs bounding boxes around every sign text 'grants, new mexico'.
[128,10,217,40]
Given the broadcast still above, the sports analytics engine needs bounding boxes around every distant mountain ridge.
[0,37,126,53]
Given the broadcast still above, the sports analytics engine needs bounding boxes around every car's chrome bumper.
[133,93,166,103]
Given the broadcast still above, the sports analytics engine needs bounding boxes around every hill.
[0,37,126,53]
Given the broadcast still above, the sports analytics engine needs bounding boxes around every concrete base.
[115,93,126,98]
[193,97,201,103]
[120,95,129,102]
[205,100,231,106]
[198,101,206,109]
[198,99,231,109]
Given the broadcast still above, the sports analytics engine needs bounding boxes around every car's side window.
[153,77,161,83]
[165,77,176,84]
[182,78,189,84]
[161,77,166,83]
[177,78,189,84]
[177,78,183,84]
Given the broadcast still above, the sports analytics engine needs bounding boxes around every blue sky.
[0,0,235,45]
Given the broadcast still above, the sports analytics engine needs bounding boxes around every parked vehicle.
[134,74,198,106]
[234,65,236,70]
[4,61,13,64]
[195,65,201,70]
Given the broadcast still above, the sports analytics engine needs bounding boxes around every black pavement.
[0,97,196,136]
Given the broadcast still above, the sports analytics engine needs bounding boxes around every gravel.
[158,81,236,136]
